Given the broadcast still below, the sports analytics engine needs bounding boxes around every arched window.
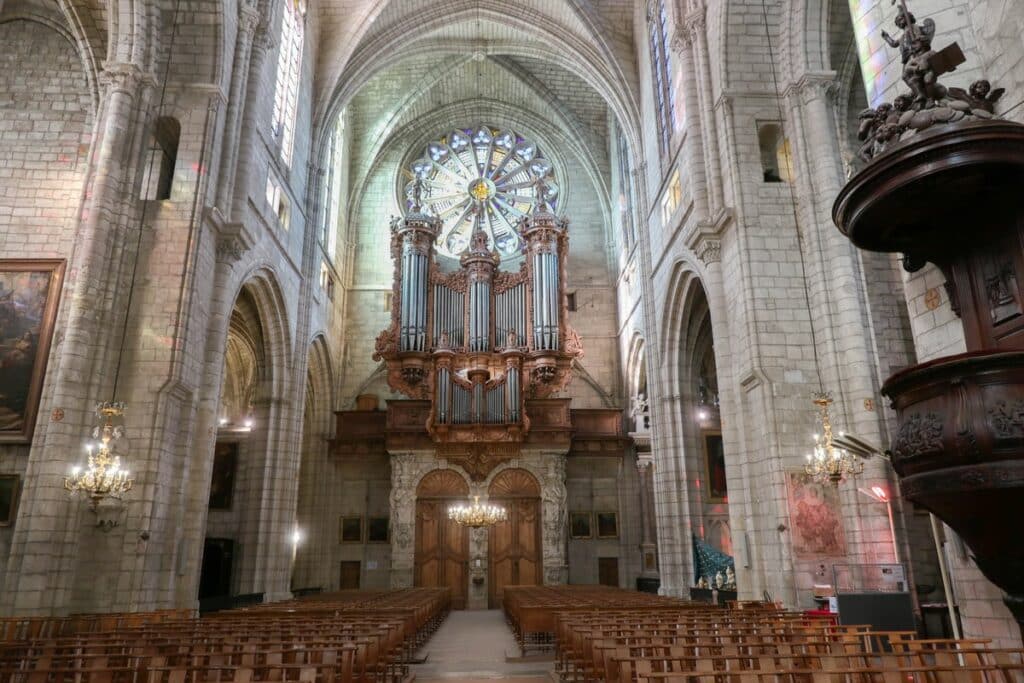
[649,0,676,156]
[272,0,305,167]
[321,111,345,260]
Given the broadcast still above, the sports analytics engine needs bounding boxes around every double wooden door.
[488,497,542,608]
[415,499,469,609]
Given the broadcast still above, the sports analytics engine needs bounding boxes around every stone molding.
[684,207,732,265]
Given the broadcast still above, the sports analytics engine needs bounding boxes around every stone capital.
[239,2,261,35]
[216,238,245,263]
[789,71,840,106]
[684,8,707,36]
[98,62,157,97]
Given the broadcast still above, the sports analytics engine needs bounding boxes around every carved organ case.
[374,190,583,446]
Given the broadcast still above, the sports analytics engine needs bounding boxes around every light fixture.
[243,418,254,430]
[218,417,228,426]
[64,402,135,511]
[291,528,303,546]
[804,393,864,486]
[448,495,507,528]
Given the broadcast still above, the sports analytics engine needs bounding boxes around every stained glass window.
[271,0,305,167]
[403,125,557,260]
[649,0,676,155]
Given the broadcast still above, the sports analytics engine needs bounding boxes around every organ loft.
[331,136,644,610]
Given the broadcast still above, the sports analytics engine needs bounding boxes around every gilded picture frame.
[569,511,592,539]
[0,260,65,443]
[340,516,363,543]
[596,511,619,538]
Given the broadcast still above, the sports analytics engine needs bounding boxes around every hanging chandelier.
[448,496,507,528]
[805,393,864,486]
[64,402,134,510]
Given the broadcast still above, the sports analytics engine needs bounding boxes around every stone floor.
[412,609,554,681]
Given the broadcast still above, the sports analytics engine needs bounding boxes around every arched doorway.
[415,470,470,609]
[488,468,542,608]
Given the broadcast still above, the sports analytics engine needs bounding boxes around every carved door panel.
[488,498,541,608]
[415,499,468,609]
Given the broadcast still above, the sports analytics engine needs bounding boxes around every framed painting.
[340,516,363,543]
[703,431,728,502]
[596,512,619,538]
[569,511,592,539]
[786,471,847,558]
[0,260,65,443]
[367,517,389,543]
[208,442,238,510]
[0,475,20,525]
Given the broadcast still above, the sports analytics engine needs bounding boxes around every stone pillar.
[388,453,432,589]
[539,452,568,585]
[1,61,155,615]
[214,1,262,215]
[635,451,660,583]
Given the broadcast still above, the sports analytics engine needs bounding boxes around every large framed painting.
[340,516,363,543]
[569,511,592,539]
[0,475,20,526]
[208,442,238,510]
[367,517,389,543]
[786,471,847,558]
[0,260,65,443]
[702,431,728,502]
[596,512,619,539]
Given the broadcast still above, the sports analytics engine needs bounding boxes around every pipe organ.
[373,178,583,447]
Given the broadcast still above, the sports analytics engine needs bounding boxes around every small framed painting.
[208,442,238,510]
[340,516,363,543]
[0,260,65,443]
[0,475,19,525]
[596,512,619,539]
[569,511,592,539]
[367,517,389,543]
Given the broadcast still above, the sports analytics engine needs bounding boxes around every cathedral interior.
[2,0,1024,678]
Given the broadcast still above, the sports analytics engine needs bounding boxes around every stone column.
[539,452,568,585]
[214,1,262,215]
[388,453,431,589]
[1,61,155,615]
[635,451,660,584]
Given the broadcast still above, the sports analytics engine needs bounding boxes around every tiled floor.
[412,609,554,681]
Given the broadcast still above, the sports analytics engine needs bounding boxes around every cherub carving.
[949,79,1005,116]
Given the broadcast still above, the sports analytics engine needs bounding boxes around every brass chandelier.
[64,402,135,510]
[805,393,864,486]
[448,496,507,528]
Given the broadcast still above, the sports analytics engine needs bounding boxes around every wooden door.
[488,497,542,608]
[598,557,620,587]
[415,499,469,609]
[339,561,361,589]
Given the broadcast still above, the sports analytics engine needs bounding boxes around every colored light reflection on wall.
[848,0,891,106]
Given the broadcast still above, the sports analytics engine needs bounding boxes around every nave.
[1,587,1023,681]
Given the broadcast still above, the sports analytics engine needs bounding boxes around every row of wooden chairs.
[501,586,1024,683]
[0,587,451,683]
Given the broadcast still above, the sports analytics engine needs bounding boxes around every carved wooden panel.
[488,468,540,498]
[415,499,468,609]
[488,497,541,608]
[416,469,469,498]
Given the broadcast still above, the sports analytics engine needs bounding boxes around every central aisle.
[412,609,553,681]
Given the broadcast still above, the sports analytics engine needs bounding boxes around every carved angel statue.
[532,174,552,212]
[715,571,724,589]
[725,566,736,589]
[949,79,1006,116]
[405,176,425,213]
[880,6,934,67]
[631,393,651,432]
